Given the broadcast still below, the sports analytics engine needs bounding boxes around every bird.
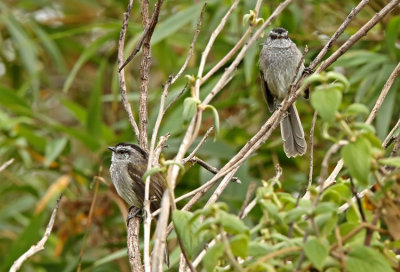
[259,27,307,157]
[108,143,167,214]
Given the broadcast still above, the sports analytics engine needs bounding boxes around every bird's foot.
[126,206,142,226]
[303,66,314,76]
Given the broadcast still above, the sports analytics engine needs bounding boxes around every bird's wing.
[260,71,275,112]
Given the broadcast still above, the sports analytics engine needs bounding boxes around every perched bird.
[259,27,307,157]
[108,143,167,213]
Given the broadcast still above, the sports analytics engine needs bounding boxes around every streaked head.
[269,27,289,40]
[108,143,148,163]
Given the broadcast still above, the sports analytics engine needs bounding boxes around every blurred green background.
[0,0,399,270]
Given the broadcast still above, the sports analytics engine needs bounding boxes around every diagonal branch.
[10,194,63,272]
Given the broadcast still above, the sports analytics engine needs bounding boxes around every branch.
[10,194,63,272]
[308,111,318,188]
[309,0,370,69]
[117,0,140,139]
[182,126,214,164]
[151,191,170,272]
[316,0,400,73]
[366,61,400,125]
[0,158,14,172]
[127,208,144,272]
[172,3,207,85]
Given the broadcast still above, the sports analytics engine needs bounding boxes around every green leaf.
[204,105,220,139]
[314,202,338,215]
[285,207,308,223]
[203,242,225,272]
[304,237,329,270]
[1,14,38,75]
[248,242,273,257]
[172,210,202,258]
[310,86,342,122]
[183,97,200,123]
[63,31,117,93]
[326,71,350,92]
[230,234,249,258]
[30,20,67,74]
[219,211,249,234]
[86,60,106,137]
[379,157,400,168]
[353,122,376,134]
[152,1,214,44]
[346,246,393,272]
[0,85,33,116]
[44,138,68,167]
[344,103,369,117]
[386,16,400,59]
[341,137,372,185]
[244,41,257,84]
[2,212,45,270]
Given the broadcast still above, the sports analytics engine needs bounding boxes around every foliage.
[0,0,400,271]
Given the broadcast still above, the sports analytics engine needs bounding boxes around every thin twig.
[383,117,400,148]
[0,158,14,172]
[117,0,140,139]
[366,61,400,125]
[334,225,346,269]
[350,178,366,222]
[119,0,164,71]
[163,84,188,114]
[200,0,264,84]
[195,0,240,98]
[143,76,172,272]
[182,126,214,164]
[202,0,293,105]
[308,108,318,189]
[316,0,400,73]
[77,168,102,272]
[221,232,244,272]
[151,191,171,272]
[172,3,207,84]
[320,140,348,184]
[187,157,241,184]
[238,182,257,218]
[10,194,63,272]
[138,0,164,150]
[364,212,380,246]
[309,0,371,69]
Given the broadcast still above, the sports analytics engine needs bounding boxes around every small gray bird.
[259,27,307,157]
[108,143,167,212]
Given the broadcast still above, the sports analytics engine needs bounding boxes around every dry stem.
[10,194,63,272]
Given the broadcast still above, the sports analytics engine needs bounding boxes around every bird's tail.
[280,104,307,157]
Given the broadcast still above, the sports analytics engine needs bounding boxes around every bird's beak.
[108,146,115,152]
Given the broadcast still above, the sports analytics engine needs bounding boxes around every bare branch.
[10,194,63,272]
[308,111,318,189]
[383,117,400,148]
[316,0,400,73]
[119,0,164,71]
[366,61,400,125]
[0,158,14,172]
[127,208,144,272]
[151,191,170,271]
[172,3,207,84]
[195,0,240,98]
[182,126,214,164]
[309,0,371,69]
[117,0,140,139]
[187,156,241,184]
[238,182,257,218]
